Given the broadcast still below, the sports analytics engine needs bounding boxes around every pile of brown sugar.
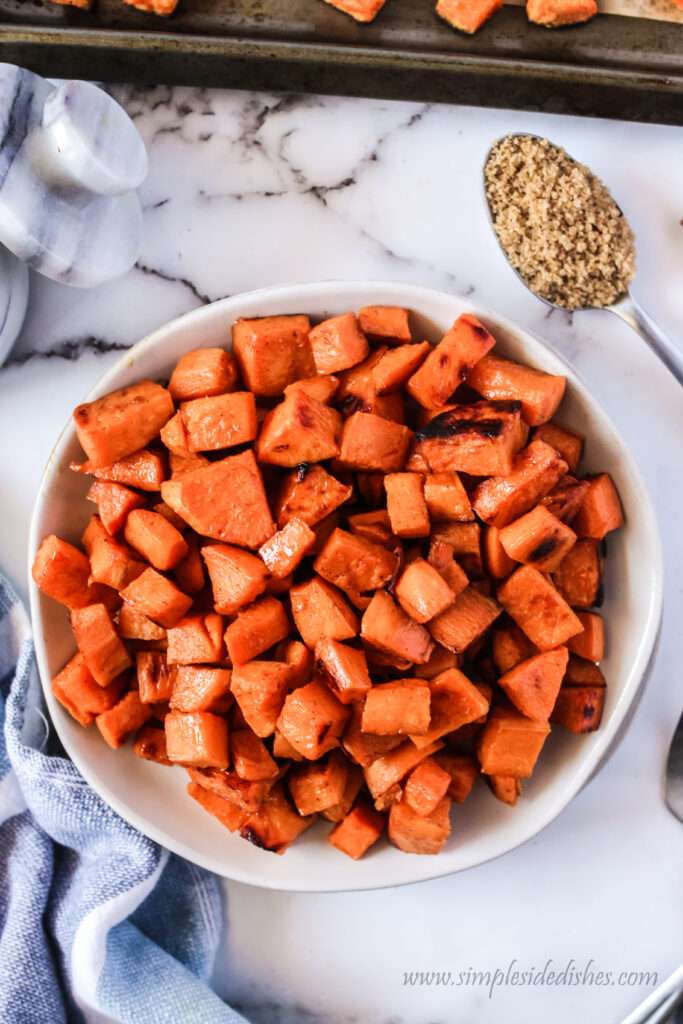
[484,135,636,310]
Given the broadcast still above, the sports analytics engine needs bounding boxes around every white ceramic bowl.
[28,280,663,892]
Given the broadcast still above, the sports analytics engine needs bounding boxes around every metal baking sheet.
[1,0,682,124]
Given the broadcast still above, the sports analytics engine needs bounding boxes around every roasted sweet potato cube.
[276,639,314,689]
[573,473,624,539]
[336,412,412,472]
[566,612,604,661]
[533,420,584,474]
[284,374,339,404]
[362,680,432,736]
[358,305,411,341]
[165,710,229,768]
[499,647,569,721]
[240,783,315,854]
[121,0,180,14]
[87,481,145,536]
[258,518,315,579]
[167,612,225,665]
[347,510,394,548]
[82,515,146,591]
[552,538,604,609]
[290,576,359,649]
[428,586,501,654]
[173,533,205,595]
[231,729,279,781]
[427,540,470,596]
[417,400,526,477]
[466,353,566,427]
[564,654,606,687]
[288,749,349,815]
[32,535,100,609]
[71,603,132,686]
[168,347,239,402]
[322,763,365,822]
[492,626,539,675]
[550,685,605,732]
[308,312,370,374]
[434,751,478,803]
[136,651,177,703]
[499,505,577,573]
[73,380,174,469]
[388,794,451,854]
[170,666,232,714]
[420,644,463,680]
[119,605,167,644]
[471,439,568,528]
[124,509,189,571]
[423,472,473,523]
[257,389,342,467]
[335,347,405,422]
[201,544,270,616]
[342,703,402,767]
[272,729,304,761]
[436,0,503,33]
[71,449,167,491]
[363,738,444,799]
[51,652,125,727]
[489,775,523,806]
[276,678,350,760]
[180,392,258,453]
[232,314,314,396]
[403,756,452,817]
[541,476,591,525]
[372,342,431,395]
[230,661,293,737]
[361,591,434,665]
[406,314,495,409]
[160,411,191,457]
[410,668,491,748]
[394,559,456,624]
[161,449,275,549]
[275,464,353,529]
[483,525,517,579]
[384,473,430,538]
[225,596,290,665]
[498,565,583,650]
[328,798,386,858]
[96,690,152,749]
[188,765,273,813]
[527,0,597,26]
[314,639,372,704]
[134,725,172,765]
[314,528,398,598]
[478,706,550,777]
[169,452,209,479]
[187,781,250,832]
[121,567,193,629]
[431,521,483,578]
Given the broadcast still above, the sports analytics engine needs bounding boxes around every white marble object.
[0,245,28,366]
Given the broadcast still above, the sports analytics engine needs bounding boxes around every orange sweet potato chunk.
[497,566,583,651]
[284,374,339,404]
[275,464,353,529]
[240,783,315,854]
[201,543,270,615]
[347,510,394,547]
[167,612,225,665]
[550,685,605,733]
[423,472,473,522]
[120,567,193,629]
[527,0,597,25]
[489,775,523,806]
[168,347,239,402]
[124,509,189,571]
[231,729,279,781]
[134,725,173,765]
[358,305,411,341]
[87,481,146,536]
[434,751,478,803]
[466,353,566,427]
[73,380,173,469]
[431,522,484,578]
[403,756,452,817]
[336,412,412,472]
[388,794,451,854]
[51,652,125,727]
[277,679,350,760]
[187,781,250,833]
[257,389,342,467]
[161,449,275,549]
[427,540,470,596]
[335,346,405,422]
[224,596,290,665]
[552,537,603,609]
[258,518,315,579]
[573,473,624,539]
[361,591,434,665]
[483,525,517,579]
[417,400,527,477]
[541,476,591,525]
[533,420,584,475]
[188,765,273,813]
[372,342,431,395]
[276,639,314,689]
[180,392,258,452]
[492,626,539,675]
[232,314,314,396]
[290,576,360,649]
[174,534,205,595]
[410,668,490,748]
[499,505,577,573]
[170,666,233,714]
[498,646,569,721]
[230,660,293,737]
[566,611,604,661]
[436,0,503,33]
[71,449,167,491]
[363,738,444,799]
[342,703,402,767]
[328,799,386,858]
[96,690,152,749]
[83,515,146,591]
[314,639,372,704]
[362,680,432,736]
[477,706,550,777]
[32,535,101,610]
[71,603,132,686]
[314,528,398,598]
[471,439,568,528]
[136,651,177,704]
[384,473,430,538]
[308,312,370,374]
[428,585,501,654]
[406,314,495,409]
[394,559,456,624]
[165,710,229,768]
[288,749,349,815]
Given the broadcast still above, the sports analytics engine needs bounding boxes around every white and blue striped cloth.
[0,572,248,1024]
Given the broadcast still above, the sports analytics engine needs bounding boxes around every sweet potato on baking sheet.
[527,0,597,26]
[435,0,502,33]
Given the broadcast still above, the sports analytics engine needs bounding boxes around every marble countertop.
[1,86,682,1024]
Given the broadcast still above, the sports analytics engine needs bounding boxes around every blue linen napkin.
[0,571,249,1024]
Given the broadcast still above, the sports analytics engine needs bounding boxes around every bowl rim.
[27,278,664,892]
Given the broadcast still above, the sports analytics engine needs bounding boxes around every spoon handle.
[610,294,683,385]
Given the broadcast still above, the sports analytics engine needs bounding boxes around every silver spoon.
[483,134,683,386]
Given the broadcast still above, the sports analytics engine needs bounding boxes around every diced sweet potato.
[180,392,258,453]
[124,509,189,571]
[541,476,591,525]
[162,449,275,549]
[119,604,167,643]
[173,533,205,595]
[168,347,239,402]
[431,521,483,578]
[322,763,364,822]
[407,314,495,410]
[32,535,101,609]
[73,380,174,468]
[550,685,605,732]
[315,639,372,704]
[355,472,386,509]
[160,411,191,457]
[499,646,569,721]
[362,680,432,736]
[428,586,501,654]
[334,346,405,422]
[533,420,584,474]
[358,305,411,341]
[167,612,225,665]
[466,353,566,427]
[342,703,402,766]
[417,400,526,477]
[436,0,503,33]
[170,666,232,714]
[308,312,370,374]
[96,690,152,749]
[405,442,430,473]
[388,794,451,854]
[552,538,604,609]
[120,567,193,629]
[257,389,342,466]
[419,644,462,680]
[225,596,290,665]
[566,612,604,661]
[232,315,314,396]
[499,505,577,573]
[288,749,349,815]
[403,756,452,817]
[497,565,583,651]
[477,706,550,777]
[188,766,273,813]
[275,464,353,529]
[273,729,304,761]
[573,473,624,539]
[230,660,293,737]
[489,775,523,806]
[71,603,132,686]
[427,540,470,595]
[276,679,350,760]
[187,781,250,832]
[328,798,386,858]
[483,525,517,579]
[492,626,539,675]
[434,751,478,803]
[201,543,270,615]
[363,738,444,799]
[348,510,394,547]
[527,0,597,26]
[51,652,125,727]
[471,439,568,528]
[231,729,279,781]
[83,515,146,591]
[284,374,339,404]
[372,342,431,395]
[394,559,455,624]
[361,591,434,664]
[423,472,473,522]
[134,725,173,765]
[136,651,177,703]
[410,668,491,748]
[336,412,412,472]
[258,518,315,579]
[71,449,167,491]
[169,452,208,479]
[87,481,145,536]
[276,639,314,689]
[314,528,398,598]
[384,473,430,538]
[240,783,315,854]
[165,710,229,768]
[290,576,360,649]
[564,653,606,687]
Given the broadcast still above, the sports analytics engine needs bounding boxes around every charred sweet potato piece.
[290,576,360,649]
[168,347,239,402]
[406,314,495,410]
[436,0,503,33]
[410,668,491,748]
[336,412,412,472]
[384,473,430,538]
[431,522,483,578]
[566,612,604,662]
[347,510,394,547]
[276,678,350,760]
[477,706,550,777]
[499,505,577,573]
[275,464,353,530]
[471,439,568,528]
[119,604,167,643]
[180,392,258,453]
[427,540,470,596]
[257,389,342,467]
[573,473,624,539]
[428,586,501,654]
[165,710,229,768]
[162,449,275,549]
[71,603,132,686]
[527,0,597,26]
[388,794,451,854]
[492,626,539,675]
[87,481,145,536]
[240,783,315,854]
[230,660,293,737]
[361,591,434,665]
[136,651,177,704]
[499,647,569,721]
[134,725,173,765]
[423,472,473,522]
[187,781,250,832]
[533,420,584,474]
[201,543,270,616]
[417,400,526,477]
[167,612,225,665]
[372,342,431,395]
[362,680,432,736]
[225,596,290,666]
[232,315,314,396]
[328,798,386,858]
[170,666,232,715]
[550,685,605,732]
[489,774,523,806]
[51,652,125,727]
[73,380,174,469]
[358,305,411,342]
[83,515,146,591]
[314,639,372,704]
[433,751,478,803]
[96,690,152,749]
[314,528,398,597]
[394,559,456,624]
[258,518,315,579]
[71,449,167,491]
[308,312,370,374]
[188,766,273,813]
[497,566,583,651]
[32,535,102,610]
[124,509,189,571]
[466,353,566,427]
[120,567,193,629]
[403,756,452,816]
[334,346,405,422]
[288,749,349,815]
[284,374,339,404]
[541,476,591,525]
[483,525,517,579]
[552,538,604,609]
[363,738,444,799]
